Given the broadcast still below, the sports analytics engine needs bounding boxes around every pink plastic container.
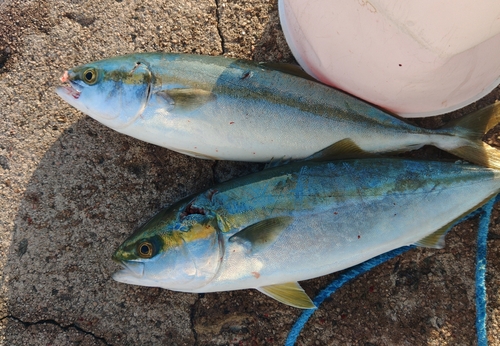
[279,0,500,117]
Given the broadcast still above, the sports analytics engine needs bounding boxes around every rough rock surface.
[1,0,500,345]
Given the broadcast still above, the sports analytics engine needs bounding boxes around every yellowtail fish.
[112,158,500,308]
[56,53,500,168]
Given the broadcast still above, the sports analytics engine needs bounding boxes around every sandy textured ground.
[1,0,500,345]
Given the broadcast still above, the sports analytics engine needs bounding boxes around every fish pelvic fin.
[257,282,316,309]
[228,216,293,253]
[440,102,500,169]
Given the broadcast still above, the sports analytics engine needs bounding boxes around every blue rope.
[285,246,413,346]
[476,197,496,346]
[286,196,498,346]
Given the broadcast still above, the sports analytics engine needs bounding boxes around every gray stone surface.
[1,0,500,344]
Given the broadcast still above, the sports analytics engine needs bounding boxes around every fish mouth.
[56,83,81,99]
[56,71,82,100]
[112,261,145,280]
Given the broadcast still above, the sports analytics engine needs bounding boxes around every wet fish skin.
[112,158,500,308]
[56,53,500,168]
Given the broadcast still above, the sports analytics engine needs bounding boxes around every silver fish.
[112,158,500,308]
[56,53,500,168]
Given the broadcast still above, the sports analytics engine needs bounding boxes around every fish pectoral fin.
[228,216,293,252]
[257,282,316,309]
[155,88,216,111]
[306,138,370,161]
[414,223,449,249]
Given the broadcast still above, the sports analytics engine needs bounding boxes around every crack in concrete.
[189,295,201,346]
[214,0,226,54]
[1,315,112,345]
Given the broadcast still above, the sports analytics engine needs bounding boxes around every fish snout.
[60,71,69,83]
[57,70,82,100]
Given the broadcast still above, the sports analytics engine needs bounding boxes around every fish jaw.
[112,269,145,286]
[113,261,145,279]
[55,82,86,115]
[112,270,159,288]
[112,261,184,289]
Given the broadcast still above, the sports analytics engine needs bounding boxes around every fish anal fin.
[307,138,370,161]
[228,216,293,252]
[257,282,316,309]
[415,193,498,249]
[155,88,216,112]
[414,224,449,249]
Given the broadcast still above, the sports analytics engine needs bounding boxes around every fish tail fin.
[439,102,500,169]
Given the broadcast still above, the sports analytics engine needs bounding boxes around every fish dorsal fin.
[414,223,450,249]
[228,216,293,253]
[257,282,316,309]
[155,88,216,112]
[259,62,318,82]
[307,138,369,161]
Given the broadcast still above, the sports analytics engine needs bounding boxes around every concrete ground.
[1,0,500,345]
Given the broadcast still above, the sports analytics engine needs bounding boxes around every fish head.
[112,197,223,291]
[56,56,153,129]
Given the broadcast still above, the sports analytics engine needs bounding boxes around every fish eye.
[137,241,154,258]
[82,68,97,85]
